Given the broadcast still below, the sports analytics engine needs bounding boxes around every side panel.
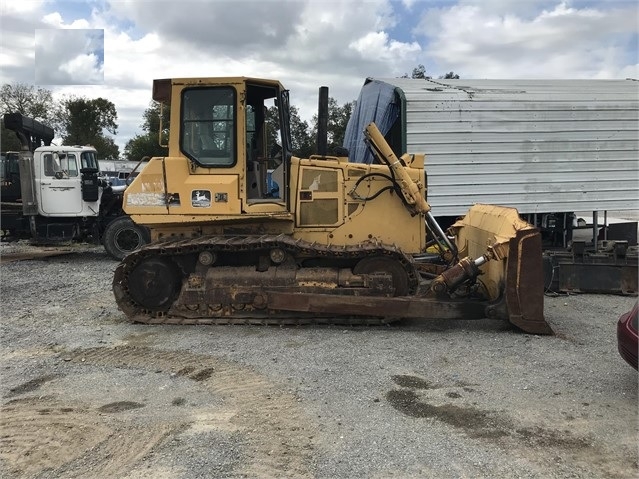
[291,158,426,254]
[124,157,170,213]
[182,174,241,213]
[409,80,639,215]
[125,156,291,229]
[125,157,248,216]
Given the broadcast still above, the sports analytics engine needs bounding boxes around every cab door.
[39,152,83,215]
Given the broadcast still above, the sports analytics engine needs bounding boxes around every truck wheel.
[103,216,149,260]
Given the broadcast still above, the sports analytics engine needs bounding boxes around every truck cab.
[2,112,150,259]
[30,145,102,217]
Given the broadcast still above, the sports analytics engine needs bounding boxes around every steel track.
[113,234,420,326]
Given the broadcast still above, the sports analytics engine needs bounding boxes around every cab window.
[43,153,78,177]
[81,150,99,169]
[63,154,78,176]
[43,153,60,176]
[181,87,236,167]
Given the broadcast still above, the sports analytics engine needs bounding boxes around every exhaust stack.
[317,86,328,156]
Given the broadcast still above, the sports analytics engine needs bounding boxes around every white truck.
[1,113,149,260]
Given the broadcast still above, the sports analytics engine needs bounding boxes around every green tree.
[0,83,59,151]
[289,105,315,158]
[402,64,431,79]
[401,65,461,80]
[310,97,354,151]
[59,97,119,159]
[0,83,58,124]
[267,98,354,159]
[124,101,169,161]
[265,104,314,159]
[91,136,120,161]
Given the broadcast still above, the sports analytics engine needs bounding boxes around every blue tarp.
[342,79,399,164]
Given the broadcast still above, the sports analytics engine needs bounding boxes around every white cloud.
[350,31,421,59]
[35,29,104,85]
[100,0,422,133]
[0,0,46,15]
[414,1,639,79]
[58,53,103,82]
[1,0,637,156]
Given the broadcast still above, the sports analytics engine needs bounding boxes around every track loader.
[113,77,551,334]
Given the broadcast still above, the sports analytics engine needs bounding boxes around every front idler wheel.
[353,256,410,296]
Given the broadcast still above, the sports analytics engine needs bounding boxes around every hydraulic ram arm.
[364,122,459,260]
[364,122,430,215]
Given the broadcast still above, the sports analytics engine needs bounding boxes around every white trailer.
[344,78,639,245]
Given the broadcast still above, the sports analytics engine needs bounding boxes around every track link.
[113,234,419,326]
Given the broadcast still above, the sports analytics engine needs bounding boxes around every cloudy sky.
[35,28,104,84]
[1,0,637,155]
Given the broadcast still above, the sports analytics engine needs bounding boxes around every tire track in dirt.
[1,395,181,479]
[68,345,316,478]
[1,396,142,478]
[1,346,316,478]
[59,424,178,479]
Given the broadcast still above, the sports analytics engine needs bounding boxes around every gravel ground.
[0,241,637,479]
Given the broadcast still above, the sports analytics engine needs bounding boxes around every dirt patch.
[391,374,436,389]
[98,401,145,413]
[68,345,316,478]
[190,367,216,381]
[5,374,60,397]
[0,396,174,479]
[1,346,318,478]
[387,389,507,435]
[175,366,196,376]
[385,383,635,479]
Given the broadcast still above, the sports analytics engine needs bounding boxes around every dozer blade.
[452,204,552,335]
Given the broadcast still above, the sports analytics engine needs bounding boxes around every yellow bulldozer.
[113,76,551,334]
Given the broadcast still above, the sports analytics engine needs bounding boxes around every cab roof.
[152,77,285,103]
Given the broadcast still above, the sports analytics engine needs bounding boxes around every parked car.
[617,301,638,370]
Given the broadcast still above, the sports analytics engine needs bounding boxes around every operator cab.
[150,77,292,214]
[179,81,290,203]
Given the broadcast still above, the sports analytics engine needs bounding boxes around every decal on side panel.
[192,190,211,207]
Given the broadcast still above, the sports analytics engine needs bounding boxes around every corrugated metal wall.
[374,78,639,217]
